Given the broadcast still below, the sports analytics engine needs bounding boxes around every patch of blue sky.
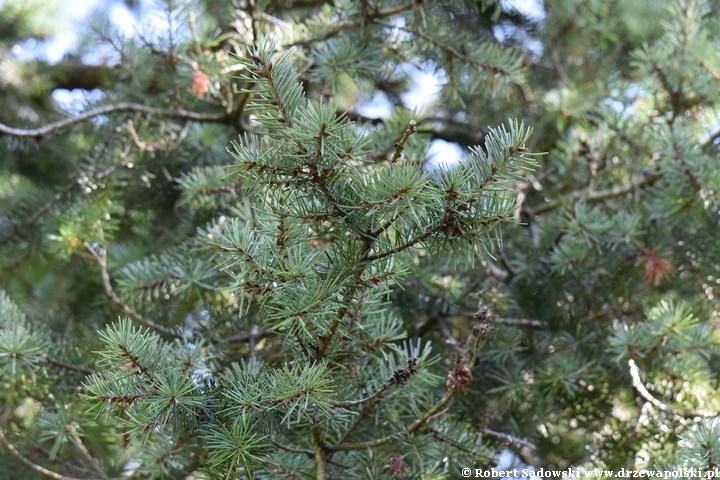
[358,91,392,119]
[502,0,545,22]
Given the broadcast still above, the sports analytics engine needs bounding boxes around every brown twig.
[482,428,537,450]
[83,242,186,339]
[288,3,416,47]
[390,120,417,163]
[0,103,229,139]
[377,21,515,77]
[330,389,457,451]
[0,424,86,480]
[126,119,192,152]
[45,356,97,376]
[223,329,273,343]
[532,171,662,215]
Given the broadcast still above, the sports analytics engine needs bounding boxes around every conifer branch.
[532,171,663,214]
[270,438,314,457]
[0,103,230,139]
[0,139,127,247]
[0,181,76,246]
[45,356,97,376]
[366,224,443,262]
[376,21,516,77]
[449,312,544,328]
[423,427,494,459]
[250,53,294,127]
[331,358,418,408]
[126,119,192,152]
[481,428,537,450]
[83,242,186,340]
[223,329,273,343]
[25,440,102,478]
[70,431,108,480]
[390,120,417,163]
[314,295,352,361]
[0,423,87,480]
[311,425,328,480]
[288,3,416,47]
[330,388,457,451]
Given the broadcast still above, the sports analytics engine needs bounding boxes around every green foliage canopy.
[1,0,720,478]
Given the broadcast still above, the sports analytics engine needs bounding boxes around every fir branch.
[69,431,108,480]
[223,329,273,343]
[288,3,416,47]
[126,119,192,152]
[311,425,328,480]
[672,142,705,194]
[0,180,76,246]
[0,103,230,139]
[628,359,668,411]
[0,423,87,480]
[532,171,663,214]
[333,408,370,447]
[449,312,544,328]
[376,21,517,77]
[0,139,126,247]
[481,428,537,450]
[83,242,186,340]
[494,318,544,328]
[331,357,418,408]
[249,53,294,127]
[390,120,417,163]
[423,427,493,459]
[24,441,101,479]
[45,356,97,376]
[366,223,443,262]
[154,434,193,469]
[330,389,457,451]
[270,438,314,457]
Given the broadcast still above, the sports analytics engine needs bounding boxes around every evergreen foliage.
[2,0,720,478]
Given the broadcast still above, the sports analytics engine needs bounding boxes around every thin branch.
[532,171,662,215]
[271,439,314,457]
[424,427,493,459]
[366,224,443,262]
[331,357,418,408]
[377,21,513,76]
[495,317,544,328]
[481,428,537,450]
[333,408,369,448]
[126,119,192,152]
[444,311,544,329]
[311,425,328,480]
[330,389,456,451]
[83,242,186,340]
[0,181,76,246]
[0,103,229,139]
[70,432,108,480]
[24,441,101,478]
[331,384,392,409]
[437,317,464,353]
[288,3,415,47]
[222,329,273,343]
[45,356,97,376]
[0,424,86,480]
[390,120,417,163]
[628,359,667,411]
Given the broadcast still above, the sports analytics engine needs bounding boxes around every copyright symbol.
[462,468,472,477]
